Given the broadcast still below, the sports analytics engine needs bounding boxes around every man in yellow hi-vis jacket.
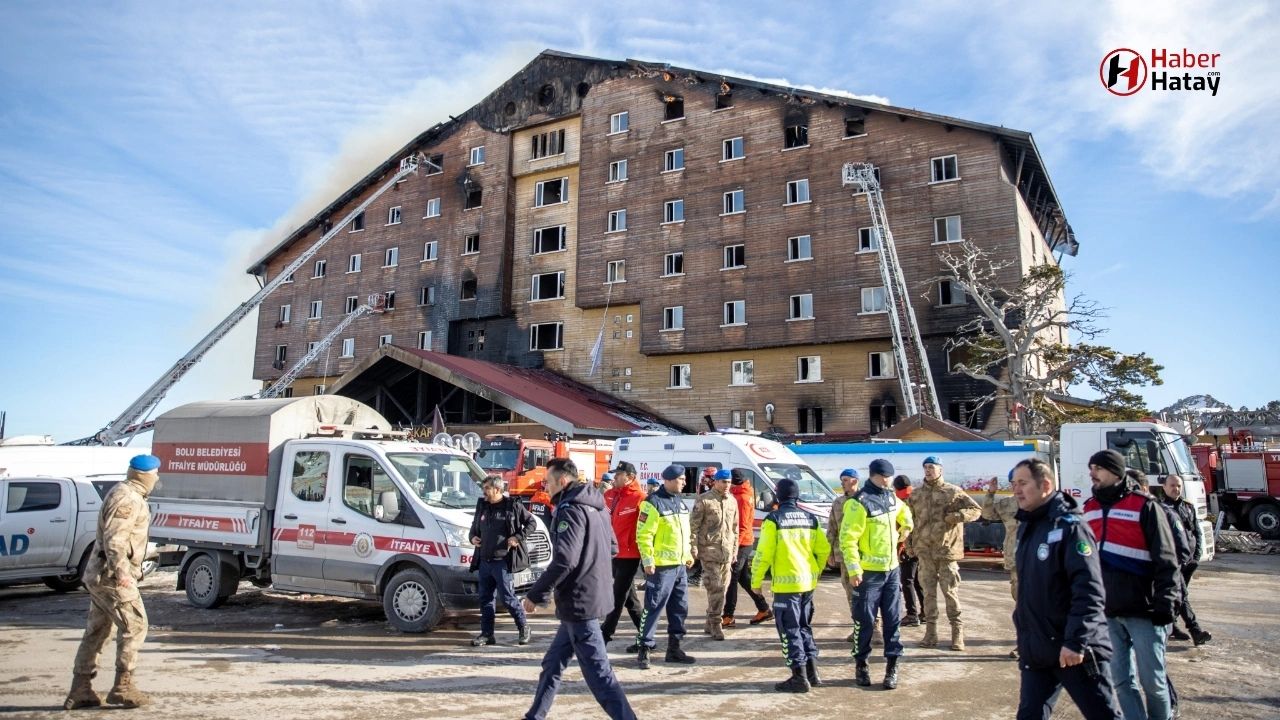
[634,464,696,670]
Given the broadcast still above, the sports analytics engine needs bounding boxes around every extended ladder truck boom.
[254,294,387,399]
[70,153,427,446]
[842,162,942,419]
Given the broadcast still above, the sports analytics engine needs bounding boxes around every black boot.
[805,658,822,687]
[1169,626,1191,641]
[855,661,871,687]
[1191,628,1213,646]
[637,645,651,670]
[883,656,899,690]
[774,664,810,693]
[665,635,696,664]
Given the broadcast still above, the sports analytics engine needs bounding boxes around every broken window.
[530,323,563,350]
[785,124,809,149]
[418,286,435,306]
[460,277,477,300]
[418,330,432,350]
[669,364,692,388]
[345,296,359,314]
[463,234,479,255]
[348,254,362,273]
[532,225,566,254]
[663,95,684,121]
[715,92,733,110]
[423,240,437,261]
[274,345,287,366]
[608,159,627,182]
[535,177,568,206]
[606,260,625,283]
[663,252,684,276]
[383,291,395,310]
[797,356,821,382]
[379,334,392,347]
[309,300,322,319]
[387,206,402,225]
[797,406,824,434]
[949,400,979,428]
[384,247,398,267]
[859,227,881,252]
[312,260,327,278]
[350,212,365,232]
[464,187,482,210]
[868,351,895,378]
[424,154,444,176]
[844,116,866,137]
[939,280,966,306]
[531,129,565,159]
[531,271,565,301]
[869,404,897,434]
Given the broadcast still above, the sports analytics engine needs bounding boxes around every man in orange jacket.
[601,461,645,645]
[722,469,772,627]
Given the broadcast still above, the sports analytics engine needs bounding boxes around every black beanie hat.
[775,478,799,503]
[1088,449,1127,479]
[730,468,747,485]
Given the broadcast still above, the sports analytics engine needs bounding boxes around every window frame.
[468,145,485,166]
[387,206,402,225]
[930,154,960,183]
[605,259,626,284]
[786,234,812,262]
[860,286,887,314]
[722,299,746,326]
[418,285,436,306]
[463,233,480,256]
[669,364,692,389]
[663,147,685,173]
[349,212,365,233]
[785,179,811,205]
[422,240,438,262]
[721,136,745,162]
[730,359,755,387]
[424,197,441,218]
[608,159,628,183]
[384,247,399,268]
[784,124,809,149]
[722,244,746,270]
[529,322,564,351]
[534,177,569,207]
[858,227,881,253]
[345,295,359,314]
[939,279,966,306]
[609,111,629,135]
[607,209,627,233]
[933,215,963,244]
[417,330,432,350]
[662,305,684,331]
[788,293,814,321]
[662,251,684,277]
[721,189,745,215]
[312,259,327,279]
[868,351,896,379]
[530,271,566,301]
[378,334,393,347]
[662,198,684,224]
[796,355,822,383]
[532,225,567,255]
[308,300,322,319]
[347,253,362,273]
[279,304,291,324]
[340,338,355,358]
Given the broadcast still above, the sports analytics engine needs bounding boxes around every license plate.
[514,570,538,586]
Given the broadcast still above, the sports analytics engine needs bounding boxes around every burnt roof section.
[247,49,1076,275]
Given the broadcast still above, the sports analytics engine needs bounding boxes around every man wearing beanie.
[633,464,696,669]
[65,454,162,710]
[826,468,862,640]
[892,475,925,627]
[1084,449,1179,720]
[904,455,981,651]
[724,468,772,627]
[840,458,914,689]
[752,477,831,692]
[689,469,738,640]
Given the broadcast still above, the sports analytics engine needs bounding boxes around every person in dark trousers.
[469,475,535,646]
[1011,458,1122,720]
[893,474,924,626]
[1161,475,1212,646]
[633,464,697,669]
[724,469,773,626]
[522,458,635,720]
[601,462,645,645]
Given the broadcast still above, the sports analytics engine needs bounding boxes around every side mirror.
[376,490,400,523]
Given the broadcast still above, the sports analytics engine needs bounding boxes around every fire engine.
[1192,431,1280,538]
[473,434,613,497]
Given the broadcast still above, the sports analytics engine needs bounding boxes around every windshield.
[1161,432,1198,478]
[760,463,836,503]
[387,452,485,509]
[475,447,518,471]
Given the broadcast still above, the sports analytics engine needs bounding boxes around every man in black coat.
[1011,458,1121,720]
[1161,474,1212,646]
[469,475,536,646]
[521,458,635,720]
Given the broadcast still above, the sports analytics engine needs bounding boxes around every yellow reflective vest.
[751,503,831,593]
[635,488,693,569]
[840,481,914,577]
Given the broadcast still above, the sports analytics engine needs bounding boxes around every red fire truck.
[1192,433,1280,538]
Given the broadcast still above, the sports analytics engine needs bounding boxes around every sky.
[0,0,1277,443]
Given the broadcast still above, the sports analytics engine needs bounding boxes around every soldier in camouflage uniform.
[64,454,161,710]
[689,469,739,640]
[904,456,981,651]
[981,475,1020,600]
[826,468,861,642]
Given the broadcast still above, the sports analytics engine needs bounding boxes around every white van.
[611,432,836,529]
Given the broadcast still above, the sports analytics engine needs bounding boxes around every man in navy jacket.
[1012,458,1121,720]
[522,458,635,720]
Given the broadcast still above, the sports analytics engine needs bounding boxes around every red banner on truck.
[152,442,270,476]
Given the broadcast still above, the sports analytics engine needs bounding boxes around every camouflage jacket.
[981,492,1019,570]
[905,478,980,561]
[84,468,155,602]
[826,490,859,565]
[689,488,739,564]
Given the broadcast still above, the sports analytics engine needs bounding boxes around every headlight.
[439,521,471,548]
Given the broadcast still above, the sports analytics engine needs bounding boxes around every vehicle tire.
[185,554,229,609]
[382,568,444,633]
[43,548,92,593]
[1249,504,1280,539]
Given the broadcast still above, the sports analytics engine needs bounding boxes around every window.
[308,300,322,319]
[274,345,288,366]
[469,145,485,166]
[345,296,359,314]
[419,286,435,306]
[861,286,887,313]
[723,244,745,269]
[282,271,294,283]
[425,197,441,218]
[530,322,563,350]
[663,95,684,121]
[307,341,318,353]
[387,206,402,225]
[460,277,477,300]
[664,148,684,172]
[663,199,684,224]
[348,254,362,273]
[379,334,393,347]
[606,260,626,283]
[609,111,629,134]
[423,153,444,175]
[384,247,399,267]
[662,306,684,331]
[786,179,810,205]
[531,129,566,159]
[607,209,627,232]
[722,189,744,215]
[934,215,962,244]
[422,240,437,261]
[313,384,327,396]
[663,252,684,276]
[350,212,365,232]
[731,360,754,386]
[858,227,881,252]
[5,480,62,512]
[949,400,980,428]
[417,330,433,350]
[608,159,628,183]
[723,299,746,325]
[844,116,866,137]
[532,225,567,254]
[312,259,327,278]
[939,280,966,306]
[869,351,895,378]
[341,454,397,518]
[279,304,291,324]
[722,136,744,161]
[463,233,479,255]
[669,364,692,389]
[731,410,756,430]
[931,154,959,183]
[797,355,822,382]
[787,234,812,261]
[464,187,482,209]
[531,271,565,300]
[340,338,355,357]
[797,406,824,434]
[383,290,395,310]
[535,178,568,206]
[789,293,814,320]
[869,404,898,434]
[716,92,733,110]
[784,124,809,149]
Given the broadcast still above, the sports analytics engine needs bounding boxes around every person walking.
[64,454,162,710]
[522,458,635,720]
[752,478,831,692]
[905,455,981,651]
[689,468,738,641]
[633,464,697,669]
[1011,458,1122,720]
[723,469,772,628]
[892,475,924,627]
[601,461,645,645]
[468,475,535,646]
[1161,475,1212,646]
[1084,450,1180,720]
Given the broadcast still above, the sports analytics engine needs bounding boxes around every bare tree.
[935,241,1163,436]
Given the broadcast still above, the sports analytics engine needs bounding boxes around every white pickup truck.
[0,473,158,591]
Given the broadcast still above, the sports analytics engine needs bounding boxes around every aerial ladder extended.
[253,293,387,399]
[842,162,942,419]
[69,153,428,445]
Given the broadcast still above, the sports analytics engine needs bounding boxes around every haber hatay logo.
[1101,48,1147,96]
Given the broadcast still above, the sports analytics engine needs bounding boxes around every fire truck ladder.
[842,162,942,419]
[255,294,387,399]
[69,153,427,446]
